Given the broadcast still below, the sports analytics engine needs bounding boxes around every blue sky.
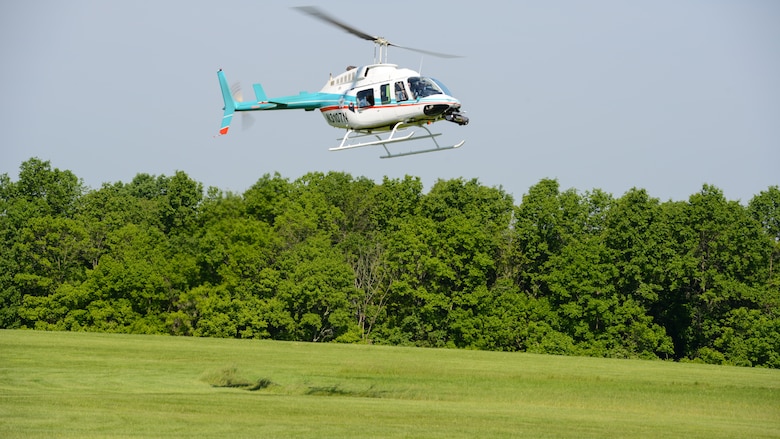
[1,1,778,203]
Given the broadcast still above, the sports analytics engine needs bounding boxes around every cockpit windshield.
[408,77,451,98]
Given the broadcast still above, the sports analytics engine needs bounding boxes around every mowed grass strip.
[1,330,778,438]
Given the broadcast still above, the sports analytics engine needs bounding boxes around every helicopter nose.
[423,104,451,116]
[444,104,468,126]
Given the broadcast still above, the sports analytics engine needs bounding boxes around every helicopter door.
[394,81,409,101]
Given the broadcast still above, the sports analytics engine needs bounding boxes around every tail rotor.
[230,82,256,131]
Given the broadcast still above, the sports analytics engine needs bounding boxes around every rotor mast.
[374,38,391,64]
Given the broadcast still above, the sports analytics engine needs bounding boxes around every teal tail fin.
[253,83,267,102]
[217,69,235,136]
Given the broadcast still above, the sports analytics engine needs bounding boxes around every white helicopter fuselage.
[216,62,468,158]
[217,6,468,158]
[317,64,464,131]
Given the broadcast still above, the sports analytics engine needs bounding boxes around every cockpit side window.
[407,77,444,98]
[408,78,420,99]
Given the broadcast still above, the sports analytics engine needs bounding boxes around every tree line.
[2,158,778,367]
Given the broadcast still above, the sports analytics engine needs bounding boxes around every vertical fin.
[217,69,236,135]
[253,84,268,102]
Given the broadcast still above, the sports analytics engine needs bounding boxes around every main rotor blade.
[389,44,462,59]
[294,6,377,43]
[294,6,462,59]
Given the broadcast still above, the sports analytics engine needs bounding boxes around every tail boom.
[216,69,339,135]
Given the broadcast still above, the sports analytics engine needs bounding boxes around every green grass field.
[1,330,778,438]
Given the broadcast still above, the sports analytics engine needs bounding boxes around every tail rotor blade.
[230,82,244,102]
[241,112,255,131]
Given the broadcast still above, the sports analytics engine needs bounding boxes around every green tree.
[0,173,18,326]
[189,216,280,338]
[274,235,359,342]
[343,236,394,342]
[375,179,514,348]
[6,157,780,367]
[379,216,449,346]
[713,307,780,367]
[748,186,780,292]
[294,171,378,240]
[512,179,584,297]
[73,224,197,333]
[14,157,83,217]
[121,171,203,236]
[655,185,770,361]
[13,216,89,297]
[160,170,203,236]
[603,188,667,306]
[274,177,344,247]
[243,173,290,225]
[1,159,85,328]
[372,175,424,230]
[76,181,147,269]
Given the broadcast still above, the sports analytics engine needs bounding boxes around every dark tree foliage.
[2,158,778,367]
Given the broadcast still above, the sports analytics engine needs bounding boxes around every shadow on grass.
[200,366,274,391]
[202,366,386,397]
[306,384,386,398]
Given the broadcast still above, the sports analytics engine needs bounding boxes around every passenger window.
[380,84,391,105]
[357,89,374,108]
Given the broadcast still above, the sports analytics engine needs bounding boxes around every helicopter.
[216,6,468,159]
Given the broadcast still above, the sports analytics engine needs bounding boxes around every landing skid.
[329,122,465,158]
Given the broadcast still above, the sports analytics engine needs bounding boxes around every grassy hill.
[1,330,778,438]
